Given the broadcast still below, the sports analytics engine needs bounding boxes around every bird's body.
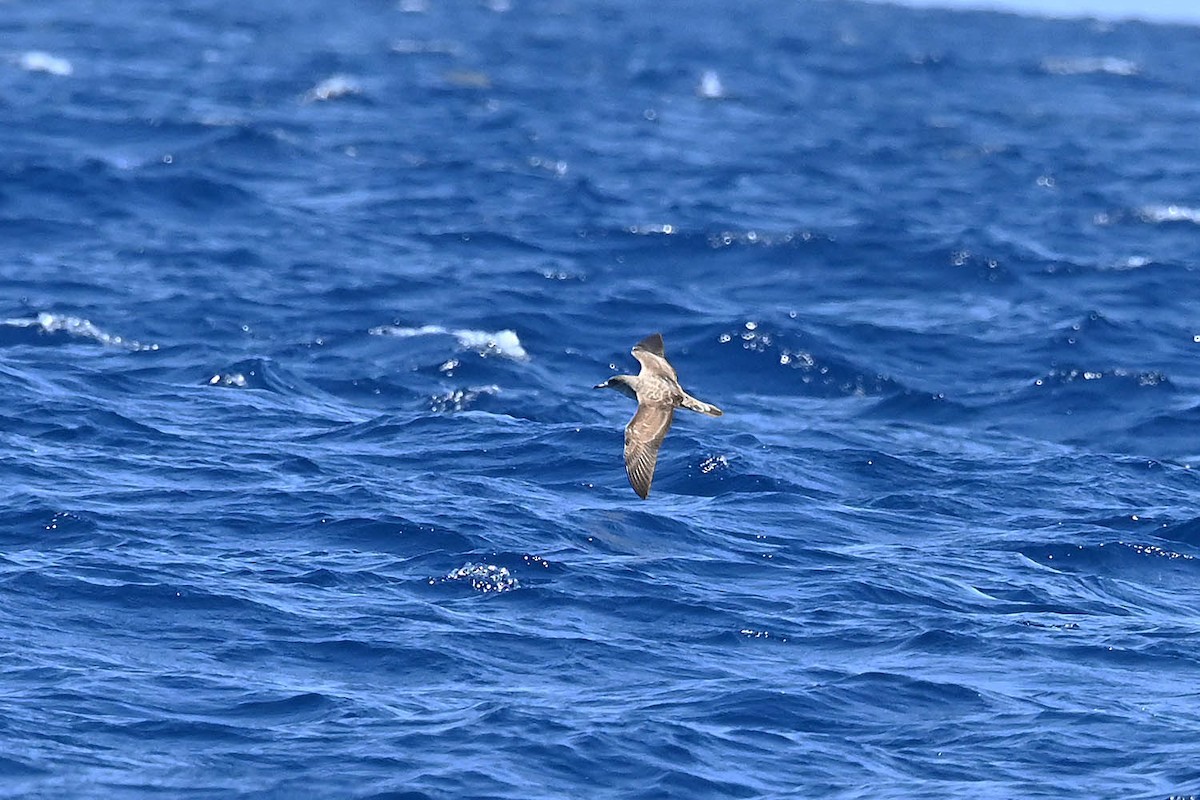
[595,333,723,499]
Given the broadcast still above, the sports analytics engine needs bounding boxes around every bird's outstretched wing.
[633,332,665,356]
[623,403,674,499]
[632,332,677,381]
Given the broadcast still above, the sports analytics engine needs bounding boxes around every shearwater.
[594,333,723,499]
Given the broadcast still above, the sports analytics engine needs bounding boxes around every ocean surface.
[3,0,1200,797]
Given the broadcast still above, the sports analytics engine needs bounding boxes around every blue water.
[3,0,1200,797]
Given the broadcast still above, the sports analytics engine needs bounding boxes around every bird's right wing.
[623,403,675,499]
[632,333,677,381]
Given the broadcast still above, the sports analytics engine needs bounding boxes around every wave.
[205,358,301,393]
[0,312,157,351]
[15,51,73,76]
[304,74,365,103]
[6,0,1200,796]
[427,385,501,413]
[1030,367,1172,391]
[1039,56,1139,77]
[1136,204,1200,225]
[431,562,520,594]
[368,324,529,360]
[712,321,904,398]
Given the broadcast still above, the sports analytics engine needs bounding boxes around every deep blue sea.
[3,0,1200,797]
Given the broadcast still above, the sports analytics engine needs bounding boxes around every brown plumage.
[594,333,723,499]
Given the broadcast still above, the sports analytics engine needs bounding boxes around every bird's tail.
[680,393,723,417]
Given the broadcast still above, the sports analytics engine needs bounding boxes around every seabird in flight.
[594,333,723,499]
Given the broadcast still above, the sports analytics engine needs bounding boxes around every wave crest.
[369,324,528,360]
[1,312,157,351]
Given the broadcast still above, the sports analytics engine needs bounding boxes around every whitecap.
[429,385,499,412]
[739,629,788,642]
[368,324,528,360]
[1137,205,1200,225]
[1099,255,1153,271]
[1040,56,1138,77]
[433,563,519,593]
[18,51,73,76]
[3,312,157,351]
[696,69,726,99]
[305,74,362,102]
[208,372,248,388]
